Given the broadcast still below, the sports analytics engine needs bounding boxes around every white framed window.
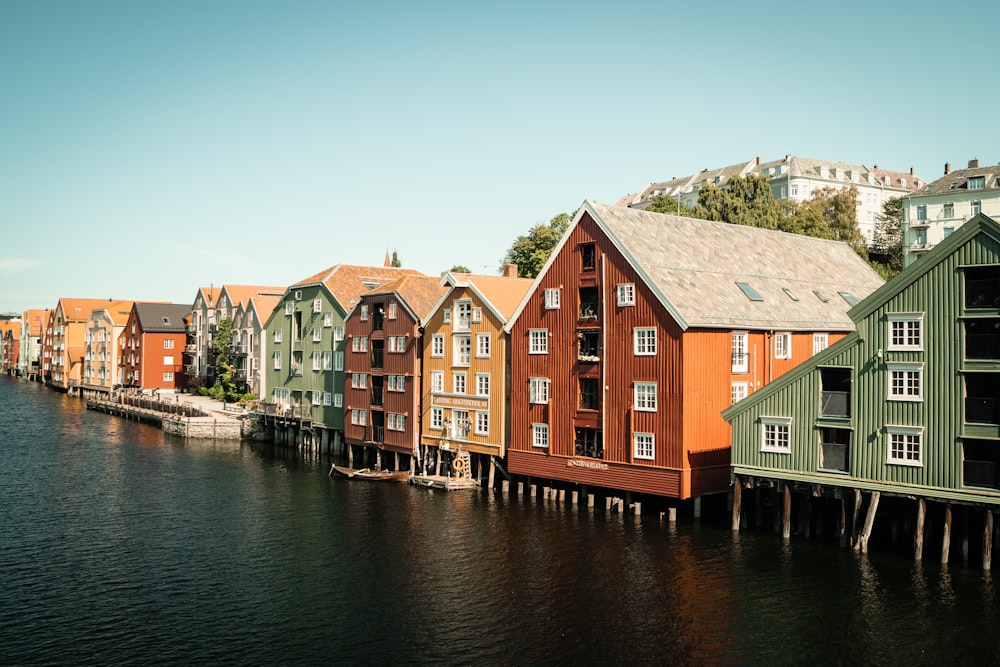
[430,407,443,430]
[544,288,561,310]
[731,381,748,404]
[774,332,792,360]
[617,283,635,307]
[334,351,344,371]
[887,363,923,401]
[360,305,368,321]
[760,416,792,453]
[294,290,302,301]
[529,329,548,354]
[887,313,923,351]
[333,393,343,407]
[388,336,407,353]
[634,382,657,411]
[453,372,467,394]
[323,350,332,370]
[274,329,283,343]
[454,335,471,366]
[313,298,322,313]
[285,302,294,315]
[352,373,367,389]
[476,373,490,396]
[312,352,322,371]
[472,307,482,323]
[313,328,322,342]
[351,409,367,426]
[163,339,174,349]
[273,351,281,370]
[813,333,829,355]
[312,391,322,405]
[633,432,654,460]
[633,327,657,356]
[475,411,489,435]
[323,392,332,406]
[352,336,368,352]
[732,331,748,374]
[388,302,397,320]
[532,423,549,449]
[431,334,445,357]
[163,372,173,382]
[324,312,333,327]
[443,308,451,324]
[476,333,491,358]
[530,377,550,404]
[333,326,344,342]
[455,301,472,331]
[886,426,923,466]
[452,410,469,438]
[163,355,174,365]
[431,371,444,394]
[387,413,405,431]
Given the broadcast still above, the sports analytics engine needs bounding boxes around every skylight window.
[838,292,860,306]
[737,282,763,302]
[162,317,171,324]
[813,290,830,303]
[783,288,799,301]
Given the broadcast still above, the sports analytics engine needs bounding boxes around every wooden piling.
[732,476,742,531]
[857,491,880,554]
[782,485,792,539]
[942,504,952,565]
[914,498,926,561]
[850,489,863,549]
[984,509,993,571]
[839,496,848,548]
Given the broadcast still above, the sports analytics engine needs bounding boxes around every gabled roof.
[219,285,286,309]
[431,272,534,325]
[290,264,424,313]
[23,309,48,336]
[133,303,192,333]
[362,274,448,323]
[93,300,136,326]
[507,200,884,333]
[56,298,119,323]
[914,163,1000,196]
[246,294,282,323]
[195,286,216,308]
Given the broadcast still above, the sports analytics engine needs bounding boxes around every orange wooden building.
[121,303,192,392]
[343,275,447,472]
[504,201,884,505]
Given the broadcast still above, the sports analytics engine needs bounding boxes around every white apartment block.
[618,154,923,246]
[902,158,1000,267]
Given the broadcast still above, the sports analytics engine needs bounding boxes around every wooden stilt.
[984,509,993,572]
[850,489,863,549]
[732,476,742,532]
[858,491,880,554]
[962,507,970,564]
[839,496,848,548]
[488,458,496,490]
[694,496,702,519]
[668,507,677,523]
[914,498,926,561]
[782,485,792,539]
[942,504,952,565]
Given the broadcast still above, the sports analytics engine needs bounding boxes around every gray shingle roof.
[134,303,191,332]
[587,201,885,331]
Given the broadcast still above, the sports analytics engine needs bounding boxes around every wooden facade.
[121,303,191,392]
[81,301,134,394]
[419,270,532,476]
[506,201,883,502]
[725,214,1000,563]
[343,275,446,470]
[48,298,120,392]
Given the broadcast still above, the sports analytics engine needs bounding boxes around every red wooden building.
[504,201,884,505]
[343,275,447,472]
[121,303,192,392]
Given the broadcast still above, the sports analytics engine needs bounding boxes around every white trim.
[760,416,792,454]
[886,425,923,467]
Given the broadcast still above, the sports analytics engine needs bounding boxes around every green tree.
[869,197,903,277]
[391,250,401,267]
[800,186,867,257]
[645,194,692,216]
[449,265,471,273]
[501,212,572,278]
[209,317,241,402]
[691,174,783,229]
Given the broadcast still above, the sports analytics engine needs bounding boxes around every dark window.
[579,287,598,320]
[371,340,384,369]
[579,378,599,410]
[581,243,596,272]
[965,374,1000,425]
[370,377,384,406]
[965,319,1000,360]
[820,367,851,418]
[372,304,384,331]
[818,427,850,473]
[578,329,599,362]
[574,427,603,459]
[964,439,1000,489]
[965,266,1000,309]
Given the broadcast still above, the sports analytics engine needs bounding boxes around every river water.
[1,375,999,666]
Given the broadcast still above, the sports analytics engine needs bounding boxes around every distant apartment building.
[618,155,923,246]
[901,158,1000,267]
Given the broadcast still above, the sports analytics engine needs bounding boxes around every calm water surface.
[2,375,999,666]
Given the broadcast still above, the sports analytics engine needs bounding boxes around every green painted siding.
[728,215,1000,505]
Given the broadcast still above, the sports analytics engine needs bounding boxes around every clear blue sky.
[2,1,997,314]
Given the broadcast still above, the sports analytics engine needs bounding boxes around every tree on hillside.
[645,194,692,216]
[796,186,867,258]
[449,264,471,273]
[691,174,783,229]
[869,197,903,278]
[501,212,573,278]
[391,250,401,267]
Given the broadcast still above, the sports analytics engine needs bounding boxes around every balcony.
[966,396,999,425]
[371,349,384,369]
[964,460,1000,490]
[369,425,385,445]
[909,219,931,229]
[371,387,384,406]
[909,241,932,253]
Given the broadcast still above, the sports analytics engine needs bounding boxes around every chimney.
[756,156,761,165]
[502,263,518,278]
[944,162,951,175]
[910,167,914,175]
[969,158,980,169]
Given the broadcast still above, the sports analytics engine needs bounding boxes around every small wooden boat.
[329,464,409,482]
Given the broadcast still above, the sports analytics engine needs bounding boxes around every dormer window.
[969,176,986,190]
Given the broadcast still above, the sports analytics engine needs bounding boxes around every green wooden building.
[260,264,423,453]
[723,214,1000,567]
